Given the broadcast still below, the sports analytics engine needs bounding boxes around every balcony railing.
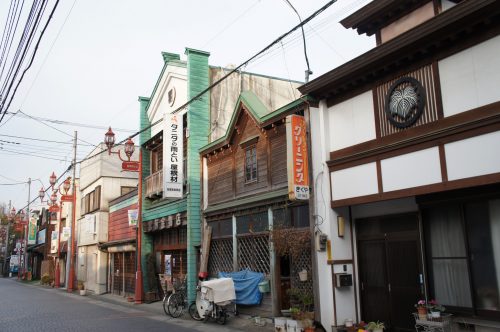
[145,170,163,199]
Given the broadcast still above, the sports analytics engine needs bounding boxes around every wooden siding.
[207,157,233,204]
[109,202,138,242]
[206,116,289,206]
[235,119,268,195]
[270,129,287,188]
[376,63,440,136]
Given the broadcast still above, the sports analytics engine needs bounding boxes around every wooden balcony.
[145,170,163,199]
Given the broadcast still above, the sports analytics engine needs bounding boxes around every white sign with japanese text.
[163,113,184,198]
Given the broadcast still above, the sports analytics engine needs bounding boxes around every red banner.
[61,195,74,202]
[122,161,139,172]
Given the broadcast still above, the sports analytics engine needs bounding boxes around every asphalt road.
[0,277,259,332]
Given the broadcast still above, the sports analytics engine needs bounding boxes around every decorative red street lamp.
[104,127,115,152]
[49,172,57,189]
[10,207,16,219]
[19,209,25,222]
[62,177,71,195]
[104,127,143,303]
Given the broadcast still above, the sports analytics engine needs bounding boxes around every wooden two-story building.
[200,92,315,318]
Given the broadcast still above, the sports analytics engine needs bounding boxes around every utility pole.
[24,178,31,278]
[66,131,77,292]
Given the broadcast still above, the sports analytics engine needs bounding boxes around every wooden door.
[357,214,422,332]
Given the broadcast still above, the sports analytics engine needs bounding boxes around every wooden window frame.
[244,145,258,183]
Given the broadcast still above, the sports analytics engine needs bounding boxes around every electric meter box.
[334,273,353,287]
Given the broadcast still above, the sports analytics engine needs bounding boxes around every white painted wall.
[328,91,376,151]
[445,131,500,181]
[381,147,442,192]
[78,211,108,246]
[310,101,357,329]
[148,63,187,137]
[331,163,378,201]
[439,35,500,117]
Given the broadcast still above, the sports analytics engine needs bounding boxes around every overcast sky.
[0,0,374,211]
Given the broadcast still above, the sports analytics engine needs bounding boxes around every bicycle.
[165,277,203,320]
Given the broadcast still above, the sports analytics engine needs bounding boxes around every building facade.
[138,49,301,302]
[78,143,138,294]
[200,93,314,318]
[105,188,138,298]
[301,0,500,331]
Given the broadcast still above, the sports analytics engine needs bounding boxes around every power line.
[0,133,92,145]
[5,110,135,132]
[19,0,78,107]
[75,0,338,166]
[0,0,60,123]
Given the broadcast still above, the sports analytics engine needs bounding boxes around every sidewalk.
[89,292,275,332]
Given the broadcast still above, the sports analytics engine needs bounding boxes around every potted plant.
[77,280,86,296]
[415,300,428,320]
[302,318,315,332]
[427,299,445,318]
[366,321,385,332]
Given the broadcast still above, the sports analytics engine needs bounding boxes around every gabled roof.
[299,0,500,101]
[340,0,432,36]
[199,91,311,155]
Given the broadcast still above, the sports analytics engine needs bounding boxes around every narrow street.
[0,278,258,332]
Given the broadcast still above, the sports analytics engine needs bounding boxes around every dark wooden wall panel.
[270,132,287,188]
[207,156,234,205]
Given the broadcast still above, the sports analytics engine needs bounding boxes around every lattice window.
[237,234,270,275]
[208,239,233,278]
[290,247,314,308]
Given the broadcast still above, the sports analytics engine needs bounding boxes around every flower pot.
[299,269,308,282]
[417,307,427,320]
[258,280,270,293]
[79,290,86,296]
[430,311,441,318]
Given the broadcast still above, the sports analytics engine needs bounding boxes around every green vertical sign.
[28,218,36,245]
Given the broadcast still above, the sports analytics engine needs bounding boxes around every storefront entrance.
[357,213,423,332]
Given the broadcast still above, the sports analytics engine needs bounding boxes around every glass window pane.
[237,212,268,234]
[432,259,472,307]
[425,205,466,257]
[219,218,233,237]
[466,199,500,311]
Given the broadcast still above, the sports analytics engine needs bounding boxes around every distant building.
[78,143,138,294]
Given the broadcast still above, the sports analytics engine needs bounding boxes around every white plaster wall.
[148,63,187,137]
[78,211,108,246]
[445,131,500,181]
[331,163,378,201]
[80,143,137,191]
[439,35,500,117]
[311,101,357,329]
[328,91,376,151]
[381,147,442,192]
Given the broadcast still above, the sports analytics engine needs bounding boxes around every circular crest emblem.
[384,77,426,128]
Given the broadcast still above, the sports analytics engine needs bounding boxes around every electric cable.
[0,0,59,123]
[76,0,338,167]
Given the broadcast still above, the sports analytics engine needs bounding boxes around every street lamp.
[105,127,136,162]
[49,172,57,189]
[10,207,16,219]
[104,127,143,303]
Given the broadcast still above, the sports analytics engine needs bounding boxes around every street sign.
[122,161,139,172]
[49,205,60,212]
[61,195,74,202]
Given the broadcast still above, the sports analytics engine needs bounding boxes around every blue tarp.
[218,269,264,305]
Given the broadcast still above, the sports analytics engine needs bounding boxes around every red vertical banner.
[286,114,310,200]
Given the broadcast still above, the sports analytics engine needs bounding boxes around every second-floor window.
[245,146,257,183]
[81,185,101,216]
[151,144,163,174]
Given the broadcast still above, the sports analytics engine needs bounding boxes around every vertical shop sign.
[163,113,184,198]
[286,115,310,200]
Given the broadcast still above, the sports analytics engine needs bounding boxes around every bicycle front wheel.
[162,295,169,316]
[189,302,203,321]
[167,292,184,318]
